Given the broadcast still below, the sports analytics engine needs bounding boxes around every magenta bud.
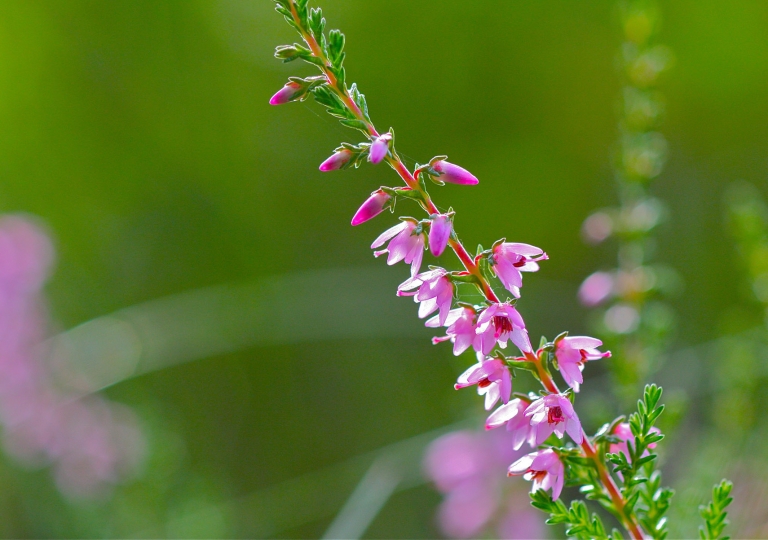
[432,160,479,185]
[429,214,452,257]
[351,189,391,226]
[369,134,391,164]
[269,81,303,105]
[319,149,354,172]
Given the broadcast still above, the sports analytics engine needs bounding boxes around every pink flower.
[427,307,479,356]
[525,393,583,444]
[485,398,534,450]
[508,448,565,501]
[398,268,454,325]
[369,133,391,164]
[455,358,511,410]
[554,336,611,392]
[490,242,548,298]
[578,271,615,307]
[319,148,354,171]
[269,81,303,105]
[351,189,392,226]
[429,213,453,257]
[610,422,660,460]
[371,220,426,276]
[432,160,479,185]
[475,302,531,355]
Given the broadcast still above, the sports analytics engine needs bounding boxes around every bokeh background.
[0,0,767,537]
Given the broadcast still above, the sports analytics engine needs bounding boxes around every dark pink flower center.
[478,378,492,388]
[530,469,547,482]
[547,406,565,425]
[493,315,513,337]
[513,256,527,268]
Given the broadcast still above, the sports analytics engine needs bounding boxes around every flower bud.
[319,149,354,171]
[369,134,391,164]
[351,189,392,226]
[269,81,304,105]
[432,160,479,185]
[429,214,452,257]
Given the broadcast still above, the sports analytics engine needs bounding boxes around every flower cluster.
[0,215,143,498]
[268,1,707,537]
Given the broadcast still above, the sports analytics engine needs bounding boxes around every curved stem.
[287,0,500,304]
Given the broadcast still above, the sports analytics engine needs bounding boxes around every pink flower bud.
[319,149,354,171]
[269,81,303,105]
[351,189,391,226]
[429,214,452,257]
[432,160,479,185]
[369,134,391,164]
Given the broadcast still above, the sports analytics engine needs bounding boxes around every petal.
[500,242,544,257]
[564,336,603,349]
[508,453,535,476]
[566,418,583,444]
[371,222,406,249]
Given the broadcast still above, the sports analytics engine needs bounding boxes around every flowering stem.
[285,0,500,305]
[526,351,646,539]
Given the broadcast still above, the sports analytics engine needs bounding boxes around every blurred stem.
[526,351,647,540]
[286,0,500,304]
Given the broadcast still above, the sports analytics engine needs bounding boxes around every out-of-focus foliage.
[0,0,766,537]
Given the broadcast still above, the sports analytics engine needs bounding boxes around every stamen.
[493,315,514,337]
[478,378,492,388]
[547,406,565,424]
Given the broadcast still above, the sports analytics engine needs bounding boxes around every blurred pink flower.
[424,429,544,539]
[554,336,611,392]
[371,220,426,276]
[455,357,511,410]
[525,393,583,445]
[508,448,565,501]
[578,271,615,307]
[610,422,659,459]
[0,215,144,498]
[432,160,479,185]
[351,189,392,226]
[429,213,453,257]
[485,398,534,450]
[490,242,548,298]
[398,268,454,326]
[475,303,531,355]
[427,307,479,356]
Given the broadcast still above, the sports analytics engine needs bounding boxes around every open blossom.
[455,357,511,410]
[369,133,391,164]
[475,302,531,355]
[432,160,479,185]
[429,213,453,257]
[554,336,611,392]
[371,220,425,276]
[398,268,454,325]
[490,242,548,298]
[351,189,392,226]
[427,307,479,356]
[268,81,303,105]
[485,398,534,450]
[525,393,583,444]
[508,448,565,501]
[319,148,354,171]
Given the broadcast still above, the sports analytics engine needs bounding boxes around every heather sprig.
[269,2,730,538]
[699,480,734,540]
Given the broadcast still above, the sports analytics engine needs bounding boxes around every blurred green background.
[0,0,767,537]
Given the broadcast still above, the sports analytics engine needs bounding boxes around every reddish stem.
[527,351,646,540]
[286,4,643,537]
